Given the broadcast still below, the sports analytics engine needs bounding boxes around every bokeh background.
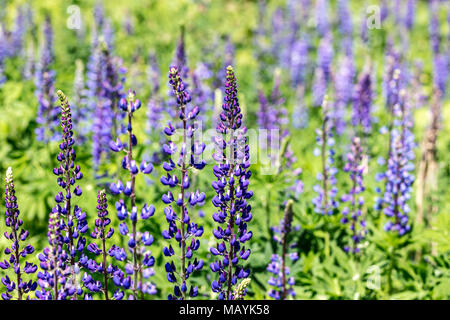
[0,0,449,299]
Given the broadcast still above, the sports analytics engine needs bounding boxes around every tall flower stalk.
[267,199,298,300]
[36,206,70,299]
[0,168,38,300]
[379,91,415,236]
[110,89,157,300]
[210,66,253,300]
[312,96,338,215]
[353,66,373,138]
[340,137,367,254]
[35,15,58,142]
[161,66,206,300]
[83,190,127,300]
[53,90,89,299]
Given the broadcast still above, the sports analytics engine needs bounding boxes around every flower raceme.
[312,96,339,215]
[40,90,89,299]
[267,200,298,300]
[161,66,206,300]
[0,168,38,300]
[109,89,157,300]
[83,190,127,300]
[210,66,253,300]
[340,137,367,253]
[35,15,58,142]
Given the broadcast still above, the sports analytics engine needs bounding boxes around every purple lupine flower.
[380,0,389,23]
[145,54,165,166]
[123,11,134,36]
[83,190,126,300]
[0,27,6,86]
[257,89,278,151]
[147,52,160,96]
[290,34,309,88]
[315,0,330,36]
[317,33,334,84]
[312,67,327,107]
[211,66,253,300]
[85,23,104,116]
[9,6,27,57]
[192,62,213,126]
[360,9,369,45]
[35,15,58,142]
[92,42,127,174]
[162,67,205,300]
[267,200,298,300]
[377,91,415,236]
[53,90,89,299]
[271,7,285,66]
[23,41,35,81]
[166,27,189,118]
[312,96,339,215]
[109,89,157,300]
[253,0,270,63]
[410,61,427,109]
[352,67,373,134]
[333,54,355,135]
[428,0,447,97]
[147,97,164,136]
[93,1,105,31]
[35,206,71,300]
[383,46,402,112]
[433,54,448,96]
[337,0,353,39]
[101,44,126,137]
[215,35,235,90]
[270,71,288,137]
[172,26,188,81]
[292,85,308,129]
[280,1,300,70]
[405,0,416,30]
[340,137,367,254]
[0,168,38,300]
[429,0,441,56]
[72,60,88,143]
[102,18,115,51]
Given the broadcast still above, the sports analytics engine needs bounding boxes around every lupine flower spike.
[0,168,38,300]
[267,200,298,300]
[36,205,70,299]
[312,96,339,215]
[161,66,206,300]
[210,66,253,300]
[340,137,367,253]
[377,91,415,236]
[35,15,58,142]
[53,90,89,299]
[83,190,126,300]
[110,89,157,300]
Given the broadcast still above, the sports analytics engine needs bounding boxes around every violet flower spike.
[267,200,297,300]
[54,90,89,299]
[1,168,38,300]
[211,66,253,300]
[312,96,339,215]
[162,66,205,300]
[35,206,70,300]
[35,15,59,142]
[110,89,157,300]
[340,137,367,254]
[378,91,415,236]
[83,190,126,300]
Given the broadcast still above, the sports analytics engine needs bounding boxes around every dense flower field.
[0,0,449,300]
